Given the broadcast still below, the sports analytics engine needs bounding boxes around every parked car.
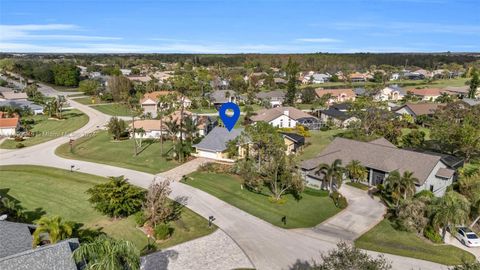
[456,227,480,247]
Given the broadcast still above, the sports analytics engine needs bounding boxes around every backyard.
[185,171,341,228]
[299,129,346,160]
[0,109,89,149]
[0,165,216,251]
[56,130,179,174]
[355,219,476,265]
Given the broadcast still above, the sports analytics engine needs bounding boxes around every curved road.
[0,87,451,270]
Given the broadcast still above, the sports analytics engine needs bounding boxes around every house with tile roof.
[300,137,456,196]
[393,103,443,120]
[250,106,320,130]
[0,221,80,270]
[0,112,20,136]
[140,91,191,117]
[409,88,443,101]
[314,88,356,104]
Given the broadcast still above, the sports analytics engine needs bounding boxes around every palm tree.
[432,191,471,241]
[32,216,73,246]
[183,117,198,141]
[73,235,140,270]
[315,159,344,192]
[400,171,417,200]
[385,171,403,207]
[345,160,367,183]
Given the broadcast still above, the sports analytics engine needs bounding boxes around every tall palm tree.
[315,159,344,192]
[385,171,403,207]
[73,235,140,270]
[432,191,471,241]
[400,171,417,200]
[32,216,73,246]
[345,160,367,183]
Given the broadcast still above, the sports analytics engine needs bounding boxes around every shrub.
[15,143,25,148]
[424,225,443,243]
[198,162,232,173]
[154,223,172,240]
[14,136,24,142]
[330,191,348,209]
[134,211,146,226]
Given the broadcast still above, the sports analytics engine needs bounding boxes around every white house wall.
[269,115,297,128]
[416,161,453,197]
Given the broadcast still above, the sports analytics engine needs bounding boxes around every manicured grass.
[73,96,108,105]
[346,181,370,191]
[56,131,179,174]
[299,129,346,160]
[91,103,134,116]
[404,77,469,90]
[190,107,217,114]
[355,219,476,265]
[0,165,215,251]
[185,172,341,228]
[0,109,89,149]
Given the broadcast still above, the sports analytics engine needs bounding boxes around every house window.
[288,120,291,127]
[280,119,283,128]
[429,185,434,192]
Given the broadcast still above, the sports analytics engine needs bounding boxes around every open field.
[355,219,476,265]
[0,165,216,251]
[185,172,341,228]
[0,109,89,149]
[90,103,135,116]
[56,131,179,174]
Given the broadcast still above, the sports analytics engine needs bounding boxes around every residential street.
[0,90,453,270]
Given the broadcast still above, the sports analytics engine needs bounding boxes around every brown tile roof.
[250,106,317,122]
[314,88,355,99]
[300,137,444,185]
[394,103,442,116]
[140,91,178,103]
[130,120,163,131]
[0,117,19,128]
[409,88,442,96]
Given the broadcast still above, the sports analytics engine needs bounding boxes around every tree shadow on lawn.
[169,196,187,223]
[0,188,47,223]
[72,222,106,243]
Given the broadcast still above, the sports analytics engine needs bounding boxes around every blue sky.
[0,0,479,53]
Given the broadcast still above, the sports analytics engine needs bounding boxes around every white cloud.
[0,24,121,42]
[329,21,480,35]
[295,38,341,43]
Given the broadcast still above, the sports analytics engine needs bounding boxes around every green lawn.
[404,77,469,90]
[299,129,346,160]
[190,107,217,114]
[299,78,468,90]
[91,103,134,116]
[0,165,216,251]
[185,172,341,228]
[73,96,108,105]
[56,131,179,174]
[0,109,89,149]
[355,219,476,265]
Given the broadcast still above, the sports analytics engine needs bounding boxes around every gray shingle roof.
[300,137,444,185]
[0,238,79,270]
[0,100,43,111]
[209,90,237,104]
[193,127,243,152]
[0,221,35,259]
[255,90,285,100]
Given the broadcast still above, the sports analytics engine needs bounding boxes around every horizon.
[1,0,479,54]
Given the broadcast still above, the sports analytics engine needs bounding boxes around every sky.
[0,0,479,53]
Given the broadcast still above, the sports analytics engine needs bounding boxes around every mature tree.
[401,130,426,149]
[86,176,146,218]
[263,151,304,200]
[235,158,262,191]
[143,180,172,228]
[436,92,453,103]
[79,79,100,96]
[284,57,299,105]
[108,76,132,102]
[157,93,177,154]
[32,216,73,246]
[432,191,471,241]
[73,235,140,270]
[431,104,480,161]
[385,170,417,207]
[107,117,127,140]
[396,197,430,234]
[315,159,345,192]
[345,160,367,182]
[301,88,316,104]
[52,63,80,86]
[458,171,480,227]
[468,69,479,99]
[312,242,391,270]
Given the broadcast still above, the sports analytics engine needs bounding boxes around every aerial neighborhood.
[0,51,479,270]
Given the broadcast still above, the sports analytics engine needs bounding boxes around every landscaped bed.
[0,165,216,251]
[0,109,89,149]
[355,219,476,265]
[184,171,341,228]
[56,130,178,174]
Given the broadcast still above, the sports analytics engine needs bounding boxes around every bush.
[424,225,443,243]
[134,211,146,226]
[198,162,232,173]
[330,191,348,209]
[14,136,24,142]
[16,143,25,148]
[154,223,172,240]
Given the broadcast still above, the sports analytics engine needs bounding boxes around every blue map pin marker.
[219,102,240,132]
